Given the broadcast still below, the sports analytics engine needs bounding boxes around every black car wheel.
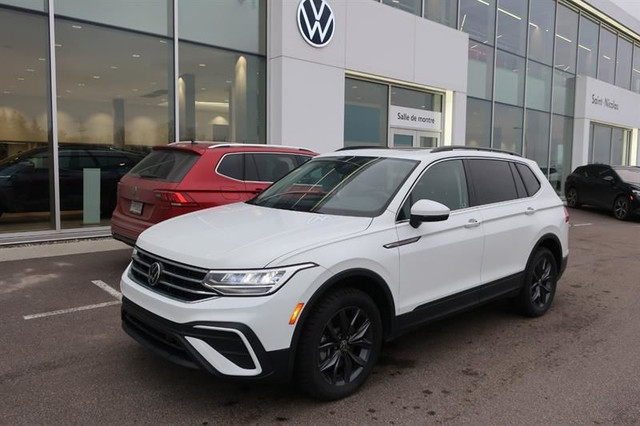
[296,287,382,400]
[565,187,580,208]
[517,248,558,317]
[613,196,630,220]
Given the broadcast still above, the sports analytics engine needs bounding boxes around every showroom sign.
[389,106,442,131]
[297,0,335,48]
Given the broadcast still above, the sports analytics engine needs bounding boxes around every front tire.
[295,287,382,400]
[565,187,580,208]
[613,196,630,220]
[517,248,558,317]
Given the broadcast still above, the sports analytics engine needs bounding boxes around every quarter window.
[399,160,469,220]
[515,163,541,196]
[216,153,244,181]
[468,159,518,205]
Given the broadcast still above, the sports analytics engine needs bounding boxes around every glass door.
[390,129,440,148]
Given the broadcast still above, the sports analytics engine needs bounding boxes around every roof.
[157,142,317,155]
[318,146,530,163]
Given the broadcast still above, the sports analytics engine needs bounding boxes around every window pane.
[551,115,573,194]
[391,87,442,112]
[528,0,555,65]
[516,163,541,196]
[460,0,496,45]
[55,0,171,36]
[0,7,53,233]
[553,70,575,116]
[250,153,299,182]
[496,0,528,56]
[493,103,523,154]
[577,16,599,78]
[526,61,552,112]
[610,128,627,165]
[615,37,632,89]
[466,98,492,148]
[554,4,578,74]
[524,109,550,170]
[424,0,457,28]
[55,18,171,228]
[404,160,469,215]
[468,42,494,100]
[590,124,611,164]
[598,27,617,84]
[1,0,44,10]
[633,45,640,93]
[179,42,266,144]
[382,0,421,16]
[344,79,388,147]
[495,50,525,106]
[468,159,518,205]
[179,0,265,55]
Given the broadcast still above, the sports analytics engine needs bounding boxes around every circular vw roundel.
[148,262,163,287]
[297,0,335,48]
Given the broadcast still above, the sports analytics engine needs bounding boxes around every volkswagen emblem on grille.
[297,0,335,48]
[148,262,162,286]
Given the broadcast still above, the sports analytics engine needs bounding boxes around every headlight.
[633,190,640,198]
[202,263,317,296]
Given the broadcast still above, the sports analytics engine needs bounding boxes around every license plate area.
[129,200,143,215]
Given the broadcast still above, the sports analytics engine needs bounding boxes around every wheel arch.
[530,233,563,271]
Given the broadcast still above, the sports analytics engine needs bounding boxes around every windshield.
[613,167,640,185]
[249,156,418,217]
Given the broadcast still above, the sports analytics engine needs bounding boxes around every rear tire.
[613,196,630,221]
[295,287,382,400]
[565,187,580,208]
[517,248,558,317]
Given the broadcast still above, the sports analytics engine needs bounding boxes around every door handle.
[464,218,481,228]
[525,207,536,216]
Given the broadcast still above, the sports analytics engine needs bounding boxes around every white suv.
[120,146,569,400]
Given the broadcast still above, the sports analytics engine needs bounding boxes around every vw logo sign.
[148,262,163,287]
[297,0,335,48]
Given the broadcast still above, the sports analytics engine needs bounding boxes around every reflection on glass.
[0,0,44,10]
[590,124,612,164]
[0,7,52,233]
[424,0,457,28]
[552,70,575,116]
[382,0,421,16]
[55,0,171,36]
[615,37,632,89]
[598,27,617,84]
[524,109,550,171]
[610,127,628,165]
[495,50,525,106]
[344,79,388,147]
[551,115,573,194]
[496,0,528,56]
[459,0,496,45]
[554,4,578,74]
[391,86,442,112]
[526,62,552,112]
[179,42,265,144]
[394,134,413,148]
[633,45,640,93]
[468,42,494,100]
[55,18,172,228]
[179,0,265,55]
[493,103,523,154]
[528,0,555,65]
[466,97,492,148]
[577,16,599,78]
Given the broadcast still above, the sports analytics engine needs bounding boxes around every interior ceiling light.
[225,80,232,84]
[132,54,141,58]
[555,34,572,43]
[26,68,35,72]
[578,44,592,52]
[476,0,490,5]
[78,83,85,87]
[55,44,62,48]
[72,25,82,29]
[199,63,206,67]
[92,75,100,79]
[17,77,24,81]
[38,57,46,61]
[603,55,611,60]
[110,65,119,69]
[498,8,521,20]
[159,39,167,44]
[3,90,10,94]
[529,22,539,29]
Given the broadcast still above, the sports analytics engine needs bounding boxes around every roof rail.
[207,143,314,153]
[431,145,522,157]
[335,146,389,152]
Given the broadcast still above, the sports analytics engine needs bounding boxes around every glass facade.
[0,0,266,236]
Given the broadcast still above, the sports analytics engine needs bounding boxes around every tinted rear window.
[468,159,518,205]
[515,163,541,196]
[128,149,199,182]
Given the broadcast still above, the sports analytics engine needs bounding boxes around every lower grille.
[129,248,216,302]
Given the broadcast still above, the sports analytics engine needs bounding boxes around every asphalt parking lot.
[1,208,640,425]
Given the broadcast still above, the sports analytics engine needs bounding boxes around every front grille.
[129,248,216,302]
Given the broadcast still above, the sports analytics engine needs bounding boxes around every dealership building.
[1,0,640,243]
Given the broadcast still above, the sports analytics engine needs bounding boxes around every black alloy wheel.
[566,187,579,208]
[296,287,382,400]
[613,196,630,220]
[518,248,558,317]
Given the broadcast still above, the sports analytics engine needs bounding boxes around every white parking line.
[91,280,122,301]
[571,223,593,227]
[23,301,121,320]
[22,279,123,320]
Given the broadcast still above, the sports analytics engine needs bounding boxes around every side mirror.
[409,199,450,228]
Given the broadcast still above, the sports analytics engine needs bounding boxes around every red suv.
[111,143,317,245]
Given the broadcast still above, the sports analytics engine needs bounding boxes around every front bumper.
[122,297,290,382]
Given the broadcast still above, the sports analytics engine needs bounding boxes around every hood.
[136,202,372,269]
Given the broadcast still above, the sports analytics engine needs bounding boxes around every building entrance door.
[390,129,440,148]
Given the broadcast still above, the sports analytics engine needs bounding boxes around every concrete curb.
[0,238,131,262]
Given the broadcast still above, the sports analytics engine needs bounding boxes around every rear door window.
[467,159,519,206]
[128,149,199,182]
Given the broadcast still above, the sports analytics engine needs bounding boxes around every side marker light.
[289,303,305,325]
